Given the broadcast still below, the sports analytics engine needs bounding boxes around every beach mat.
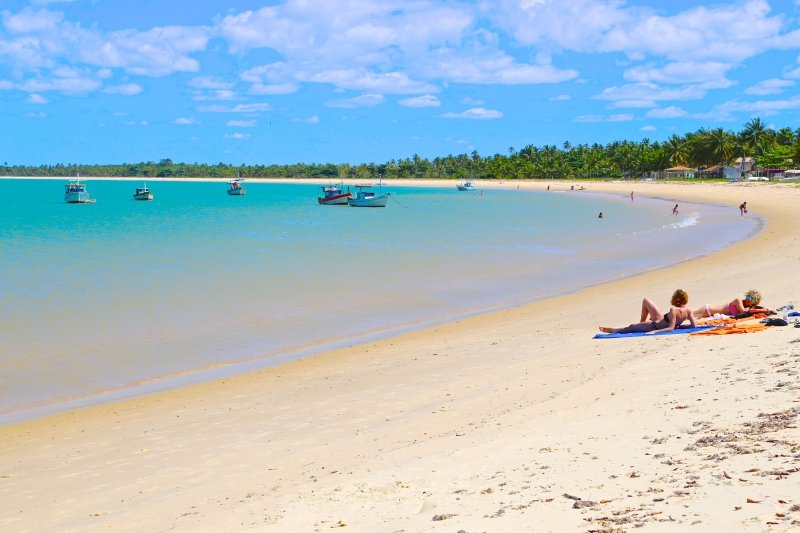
[594,325,717,339]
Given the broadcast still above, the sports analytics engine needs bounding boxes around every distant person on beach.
[630,191,634,201]
[694,289,772,318]
[740,202,747,216]
[672,204,679,216]
[599,289,695,334]
[547,185,550,190]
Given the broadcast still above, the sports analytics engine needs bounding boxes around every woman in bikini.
[599,289,695,334]
[693,289,768,318]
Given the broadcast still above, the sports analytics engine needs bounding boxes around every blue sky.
[1,0,800,165]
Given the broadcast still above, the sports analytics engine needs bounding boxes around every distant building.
[733,157,754,172]
[652,165,696,179]
[700,164,742,180]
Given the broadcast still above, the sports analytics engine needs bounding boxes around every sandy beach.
[1,180,798,532]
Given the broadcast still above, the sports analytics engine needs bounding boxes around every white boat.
[227,177,246,195]
[317,184,351,205]
[64,177,95,204]
[457,180,476,191]
[347,184,390,207]
[133,183,153,201]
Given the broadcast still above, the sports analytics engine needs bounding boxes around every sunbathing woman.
[599,289,696,334]
[693,289,770,318]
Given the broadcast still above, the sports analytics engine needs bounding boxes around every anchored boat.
[227,177,246,196]
[456,180,476,191]
[133,183,153,201]
[64,177,95,204]
[318,184,351,205]
[347,184,390,207]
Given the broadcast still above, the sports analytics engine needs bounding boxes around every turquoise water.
[0,179,759,423]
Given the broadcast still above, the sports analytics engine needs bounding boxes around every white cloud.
[640,125,657,131]
[197,103,271,113]
[399,94,440,108]
[574,113,634,122]
[19,76,101,94]
[249,83,299,95]
[192,89,237,101]
[461,97,485,106]
[549,94,571,101]
[439,107,503,120]
[744,78,795,95]
[26,93,48,104]
[174,117,197,125]
[189,77,233,90]
[219,2,577,93]
[645,106,688,118]
[595,82,711,107]
[103,83,142,96]
[292,116,319,123]
[0,80,13,90]
[624,61,734,85]
[224,132,251,139]
[2,8,63,33]
[24,111,47,118]
[226,120,256,127]
[326,93,384,108]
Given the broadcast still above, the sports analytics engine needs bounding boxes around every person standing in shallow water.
[740,201,747,216]
[672,204,679,216]
[598,212,603,218]
[630,191,634,201]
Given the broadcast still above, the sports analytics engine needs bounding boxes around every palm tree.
[664,134,689,166]
[704,128,736,166]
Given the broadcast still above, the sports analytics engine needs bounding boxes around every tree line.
[3,118,798,181]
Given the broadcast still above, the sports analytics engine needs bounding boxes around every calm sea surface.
[0,179,759,423]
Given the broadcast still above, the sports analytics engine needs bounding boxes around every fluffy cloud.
[103,83,143,96]
[645,106,688,118]
[174,117,197,125]
[574,113,634,122]
[26,93,48,104]
[744,78,795,95]
[325,93,385,108]
[227,120,256,127]
[224,132,251,139]
[399,94,441,108]
[198,103,271,113]
[292,116,320,123]
[439,107,503,119]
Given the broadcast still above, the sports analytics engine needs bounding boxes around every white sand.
[1,180,799,532]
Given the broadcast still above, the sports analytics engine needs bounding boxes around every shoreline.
[0,182,758,427]
[1,181,798,531]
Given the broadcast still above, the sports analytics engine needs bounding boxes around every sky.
[1,0,800,166]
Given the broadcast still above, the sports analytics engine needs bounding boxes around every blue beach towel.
[594,325,717,339]
[788,311,799,317]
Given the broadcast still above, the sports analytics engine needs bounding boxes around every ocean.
[0,179,759,424]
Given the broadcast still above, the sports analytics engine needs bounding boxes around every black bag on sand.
[762,318,789,326]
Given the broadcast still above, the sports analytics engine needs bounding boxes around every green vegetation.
[3,119,799,180]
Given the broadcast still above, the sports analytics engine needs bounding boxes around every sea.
[0,179,760,424]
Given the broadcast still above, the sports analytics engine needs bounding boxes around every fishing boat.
[133,183,153,201]
[227,177,246,196]
[317,184,351,205]
[456,180,476,191]
[64,177,95,203]
[347,184,390,207]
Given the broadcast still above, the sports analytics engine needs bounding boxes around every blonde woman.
[600,289,696,334]
[694,290,767,318]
